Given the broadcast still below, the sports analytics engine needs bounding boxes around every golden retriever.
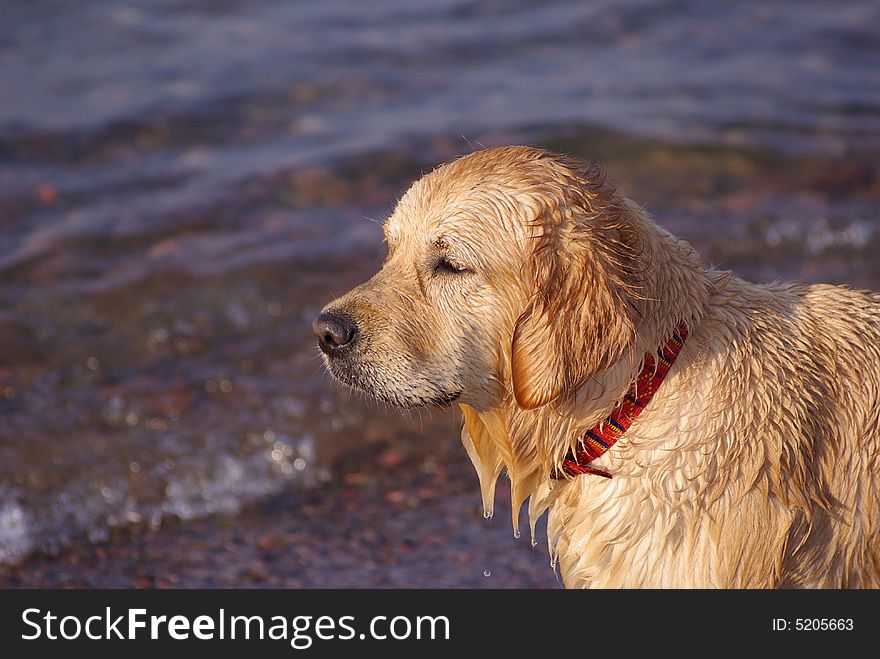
[313,146,880,588]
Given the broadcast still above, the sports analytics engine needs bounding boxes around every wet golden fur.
[318,146,880,588]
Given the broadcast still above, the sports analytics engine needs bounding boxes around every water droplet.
[219,379,232,393]
[293,458,306,471]
[550,558,556,569]
[513,530,521,539]
[204,380,218,393]
[86,356,100,370]
[531,540,538,548]
[483,569,491,577]
[483,511,493,520]
[129,462,140,473]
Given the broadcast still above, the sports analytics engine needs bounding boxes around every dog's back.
[744,281,880,587]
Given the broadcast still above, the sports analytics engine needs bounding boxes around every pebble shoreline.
[0,423,558,589]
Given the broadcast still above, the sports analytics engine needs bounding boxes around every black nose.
[312,311,357,353]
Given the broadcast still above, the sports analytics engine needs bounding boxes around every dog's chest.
[545,475,715,588]
[543,407,739,588]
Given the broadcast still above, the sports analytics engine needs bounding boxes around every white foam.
[0,501,34,565]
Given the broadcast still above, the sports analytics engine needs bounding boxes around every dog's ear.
[510,169,636,410]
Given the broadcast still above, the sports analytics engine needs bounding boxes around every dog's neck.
[459,211,714,537]
[554,322,690,479]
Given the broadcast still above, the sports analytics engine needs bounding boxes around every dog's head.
[313,146,638,410]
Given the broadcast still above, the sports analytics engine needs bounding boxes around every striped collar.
[553,322,689,480]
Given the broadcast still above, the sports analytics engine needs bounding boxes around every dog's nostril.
[312,312,357,353]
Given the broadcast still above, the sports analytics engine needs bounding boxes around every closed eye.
[433,254,471,274]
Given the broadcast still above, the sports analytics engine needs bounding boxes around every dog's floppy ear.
[510,169,636,409]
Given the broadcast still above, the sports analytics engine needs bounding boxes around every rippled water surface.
[1,0,879,563]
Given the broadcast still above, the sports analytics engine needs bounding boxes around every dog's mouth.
[321,351,461,409]
[386,388,461,409]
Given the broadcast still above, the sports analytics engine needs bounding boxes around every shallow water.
[1,0,879,563]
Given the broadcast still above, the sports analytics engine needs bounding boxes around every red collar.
[553,322,689,480]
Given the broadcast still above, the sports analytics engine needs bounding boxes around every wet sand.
[0,412,558,588]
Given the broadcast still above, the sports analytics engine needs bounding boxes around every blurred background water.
[1,0,879,567]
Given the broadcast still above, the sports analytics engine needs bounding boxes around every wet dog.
[314,146,880,587]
